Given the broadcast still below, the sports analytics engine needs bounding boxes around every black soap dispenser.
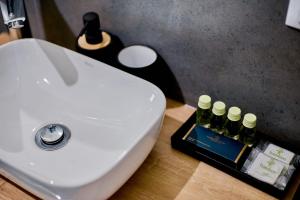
[76,12,124,66]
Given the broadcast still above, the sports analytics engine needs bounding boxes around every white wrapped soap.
[247,153,285,185]
[264,143,295,165]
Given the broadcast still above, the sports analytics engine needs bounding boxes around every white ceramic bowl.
[0,39,166,200]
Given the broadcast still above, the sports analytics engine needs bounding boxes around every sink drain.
[35,124,71,151]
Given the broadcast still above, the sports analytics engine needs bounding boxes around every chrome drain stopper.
[40,125,64,144]
[35,124,71,151]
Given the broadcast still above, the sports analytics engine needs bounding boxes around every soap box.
[182,125,248,168]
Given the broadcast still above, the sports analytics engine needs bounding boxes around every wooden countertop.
[0,99,299,200]
[0,29,21,45]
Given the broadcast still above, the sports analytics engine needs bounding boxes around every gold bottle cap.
[242,113,257,128]
[227,106,241,121]
[198,95,211,109]
[212,101,226,116]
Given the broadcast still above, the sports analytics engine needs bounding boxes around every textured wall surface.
[0,6,6,33]
[0,21,4,33]
[26,0,300,150]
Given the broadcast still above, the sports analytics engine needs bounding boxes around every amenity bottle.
[196,95,212,128]
[239,113,257,147]
[223,106,241,140]
[210,101,226,133]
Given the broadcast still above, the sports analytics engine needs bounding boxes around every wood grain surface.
[0,99,299,200]
[0,29,21,45]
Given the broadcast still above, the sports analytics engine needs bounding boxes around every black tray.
[171,111,299,199]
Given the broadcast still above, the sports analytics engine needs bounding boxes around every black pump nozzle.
[79,12,103,44]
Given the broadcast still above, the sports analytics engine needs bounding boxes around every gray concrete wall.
[0,19,5,33]
[0,4,6,33]
[26,0,300,150]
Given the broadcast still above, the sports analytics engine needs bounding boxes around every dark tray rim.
[171,111,299,199]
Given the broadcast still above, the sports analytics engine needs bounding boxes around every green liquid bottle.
[210,101,226,133]
[196,95,212,128]
[224,106,241,140]
[239,113,257,147]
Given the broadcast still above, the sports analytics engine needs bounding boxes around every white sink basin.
[0,39,165,200]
